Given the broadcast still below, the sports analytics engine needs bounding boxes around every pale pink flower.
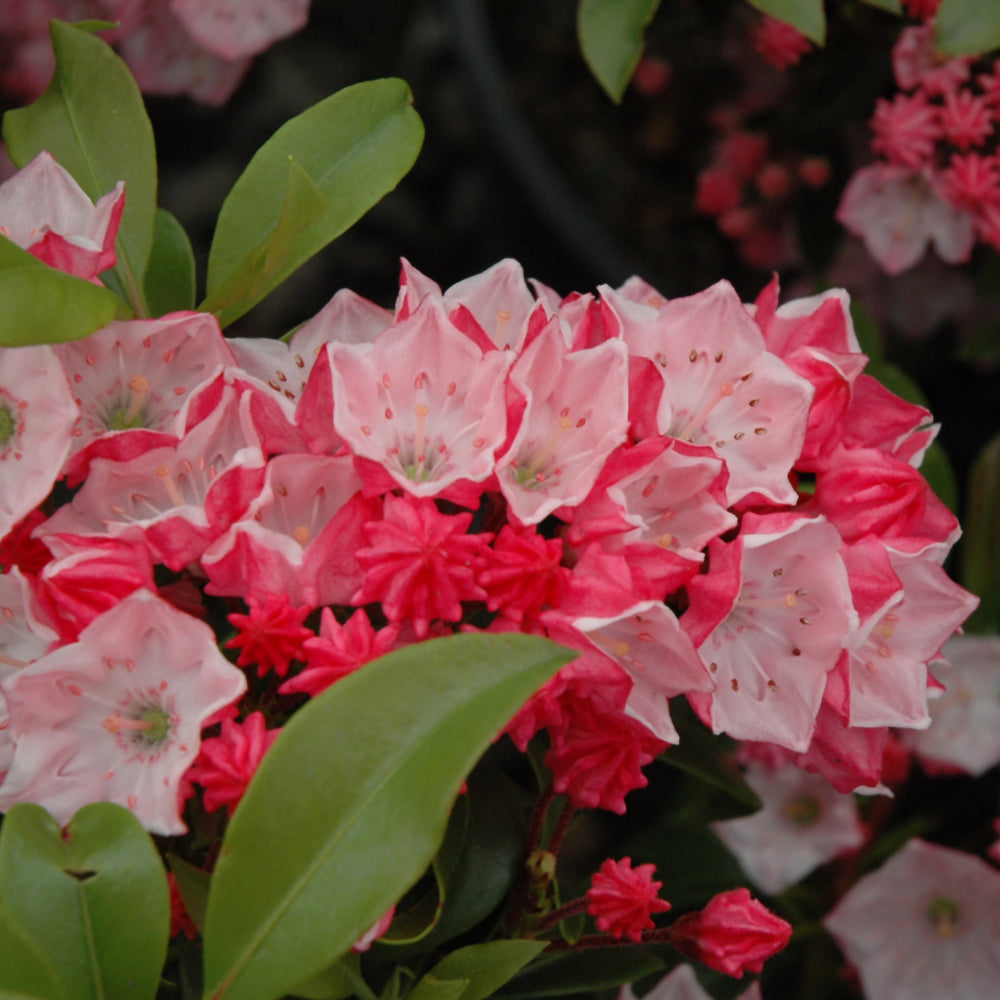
[0,150,124,282]
[496,323,629,524]
[169,0,310,60]
[837,164,976,275]
[0,589,246,835]
[687,514,857,752]
[903,635,1000,776]
[824,839,1000,1000]
[892,23,971,95]
[711,762,865,894]
[443,257,538,352]
[0,345,78,540]
[621,964,761,1000]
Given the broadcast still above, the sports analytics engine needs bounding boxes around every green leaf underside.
[202,633,573,1000]
[577,0,663,103]
[144,209,197,315]
[745,0,826,45]
[0,803,169,1000]
[200,157,328,326]
[203,78,423,327]
[936,0,1000,56]
[3,21,157,316]
[0,236,125,346]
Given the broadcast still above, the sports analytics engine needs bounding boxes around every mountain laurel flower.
[668,888,793,978]
[622,964,762,1000]
[226,592,314,678]
[586,857,671,941]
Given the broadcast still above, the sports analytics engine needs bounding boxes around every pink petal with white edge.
[605,280,814,506]
[574,601,714,743]
[202,452,380,607]
[0,345,78,539]
[55,312,236,483]
[170,0,310,60]
[444,258,537,351]
[0,150,124,281]
[0,589,246,835]
[497,322,630,524]
[331,298,512,496]
[689,514,857,752]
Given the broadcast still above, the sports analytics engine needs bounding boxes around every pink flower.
[871,92,941,169]
[226,593,313,678]
[892,24,970,95]
[711,763,865,894]
[940,88,994,151]
[351,494,492,638]
[837,164,975,275]
[622,964,761,1000]
[824,839,1000,1000]
[169,0,310,61]
[0,589,246,834]
[668,888,792,978]
[586,857,671,942]
[185,711,281,815]
[940,152,1000,211]
[477,524,568,624]
[752,16,812,71]
[694,168,742,217]
[0,150,124,282]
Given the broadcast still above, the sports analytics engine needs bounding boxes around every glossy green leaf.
[963,429,1000,633]
[144,209,197,315]
[497,947,664,997]
[411,941,546,1000]
[200,157,327,327]
[203,78,423,327]
[746,0,825,44]
[857,0,902,12]
[0,236,125,346]
[576,0,662,103]
[3,21,157,316]
[0,901,65,1000]
[168,855,211,935]
[407,978,468,1000]
[202,633,573,1000]
[288,954,361,1000]
[936,0,1000,56]
[0,802,170,1000]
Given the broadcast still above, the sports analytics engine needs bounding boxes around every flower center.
[104,375,151,431]
[927,895,960,938]
[783,795,821,825]
[103,705,172,745]
[0,403,15,447]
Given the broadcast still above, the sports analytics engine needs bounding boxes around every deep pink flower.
[871,92,941,169]
[226,592,313,678]
[477,524,569,623]
[168,872,199,940]
[668,888,792,978]
[694,167,742,216]
[892,23,969,95]
[352,494,492,637]
[586,857,671,942]
[186,711,281,815]
[279,608,401,697]
[940,152,1000,211]
[752,16,812,71]
[940,88,994,151]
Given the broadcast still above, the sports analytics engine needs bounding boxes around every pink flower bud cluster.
[838,23,1000,273]
[0,0,311,106]
[0,153,977,839]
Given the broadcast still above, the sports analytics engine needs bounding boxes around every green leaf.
[936,0,1000,56]
[0,802,170,1000]
[201,633,573,1000]
[497,947,664,997]
[857,0,902,12]
[850,299,883,363]
[144,209,197,315]
[576,0,662,103]
[0,236,126,346]
[746,0,826,45]
[203,78,423,327]
[920,441,959,514]
[3,21,157,316]
[167,855,211,936]
[200,158,327,326]
[288,954,362,1000]
[411,941,547,1000]
[0,901,66,1000]
[963,429,1000,633]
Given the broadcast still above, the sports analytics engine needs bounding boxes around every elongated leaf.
[577,0,662,103]
[963,429,1000,633]
[497,948,664,997]
[936,0,1000,56]
[3,21,157,315]
[168,855,211,935]
[144,209,197,315]
[0,236,125,346]
[746,0,825,44]
[201,157,328,326]
[0,901,65,1000]
[0,802,169,1000]
[411,941,547,1000]
[204,78,423,327]
[202,633,573,1000]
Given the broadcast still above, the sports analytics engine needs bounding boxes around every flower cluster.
[838,22,1000,273]
[0,150,978,845]
[0,0,311,105]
